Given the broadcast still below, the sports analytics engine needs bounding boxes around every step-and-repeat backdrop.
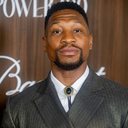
[0,0,128,123]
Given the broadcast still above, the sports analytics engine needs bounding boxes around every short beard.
[54,52,83,71]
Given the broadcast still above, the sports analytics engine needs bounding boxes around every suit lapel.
[34,77,73,128]
[68,70,104,128]
[33,70,105,128]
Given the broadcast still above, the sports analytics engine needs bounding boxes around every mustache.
[56,43,82,51]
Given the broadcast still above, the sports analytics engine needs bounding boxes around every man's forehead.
[48,9,85,24]
[44,2,89,30]
[49,9,83,19]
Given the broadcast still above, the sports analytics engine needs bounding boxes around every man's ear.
[89,34,93,50]
[42,36,47,52]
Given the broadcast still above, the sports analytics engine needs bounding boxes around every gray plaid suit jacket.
[1,69,128,128]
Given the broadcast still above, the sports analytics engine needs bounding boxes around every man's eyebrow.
[48,21,60,27]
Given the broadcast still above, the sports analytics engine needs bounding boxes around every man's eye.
[52,30,61,35]
[74,29,81,33]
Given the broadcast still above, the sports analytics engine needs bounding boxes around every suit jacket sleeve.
[123,111,128,128]
[1,98,16,128]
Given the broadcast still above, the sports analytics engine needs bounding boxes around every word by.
[0,56,106,96]
[0,0,88,18]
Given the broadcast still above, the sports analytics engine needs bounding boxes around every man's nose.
[60,32,76,45]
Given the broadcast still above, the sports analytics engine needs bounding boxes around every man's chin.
[54,61,83,71]
[55,52,83,70]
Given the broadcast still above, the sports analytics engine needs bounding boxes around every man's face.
[44,9,93,70]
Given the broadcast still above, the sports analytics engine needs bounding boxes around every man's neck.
[51,63,87,86]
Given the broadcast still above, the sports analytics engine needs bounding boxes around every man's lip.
[58,47,79,56]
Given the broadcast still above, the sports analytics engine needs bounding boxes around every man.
[1,2,128,128]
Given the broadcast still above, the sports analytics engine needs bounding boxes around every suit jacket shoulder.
[97,75,128,98]
[8,79,48,108]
